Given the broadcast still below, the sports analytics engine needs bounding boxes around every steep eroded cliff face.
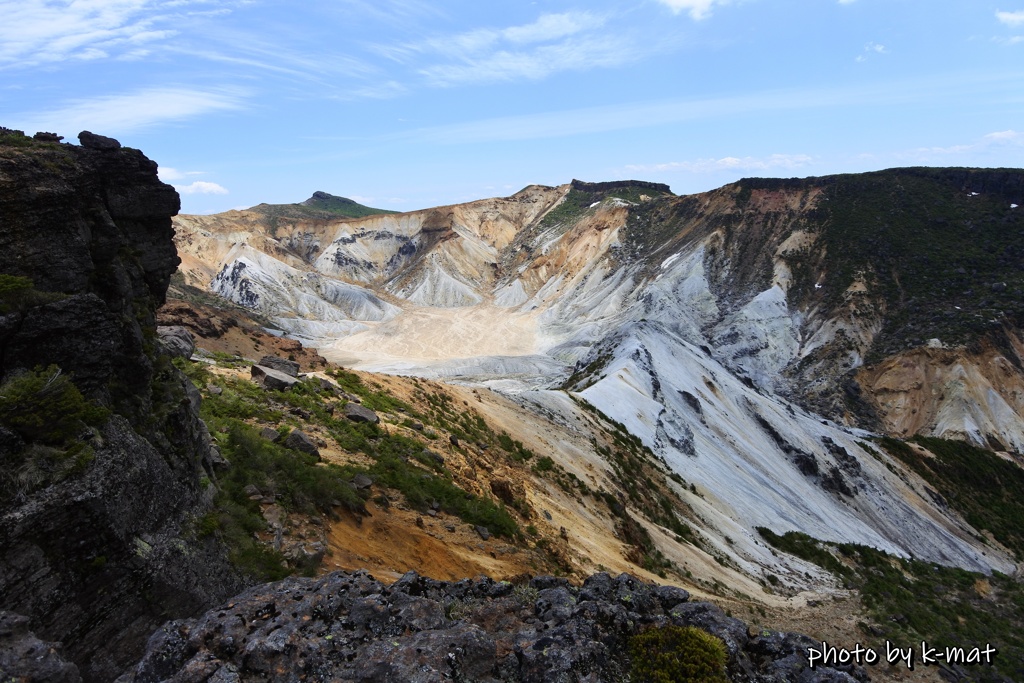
[0,130,243,682]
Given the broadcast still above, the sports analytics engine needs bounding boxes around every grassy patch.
[0,274,65,313]
[0,365,109,498]
[877,436,1024,559]
[759,529,1024,681]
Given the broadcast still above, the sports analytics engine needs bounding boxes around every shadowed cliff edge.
[0,128,243,681]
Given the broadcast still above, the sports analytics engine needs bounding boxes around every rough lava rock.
[0,611,81,683]
[121,570,868,683]
[78,130,122,151]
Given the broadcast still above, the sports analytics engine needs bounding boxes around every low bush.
[628,625,728,683]
[0,365,108,497]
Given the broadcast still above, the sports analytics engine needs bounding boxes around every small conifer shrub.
[628,625,728,683]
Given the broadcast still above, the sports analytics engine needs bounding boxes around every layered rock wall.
[0,131,242,681]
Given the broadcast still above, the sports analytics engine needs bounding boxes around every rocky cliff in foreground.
[0,129,243,681]
[120,570,865,683]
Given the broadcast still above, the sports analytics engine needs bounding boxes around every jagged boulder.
[77,130,121,151]
[344,402,379,424]
[156,325,196,358]
[251,364,299,391]
[283,430,320,459]
[258,355,299,377]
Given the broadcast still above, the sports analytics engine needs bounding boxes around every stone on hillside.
[284,430,320,459]
[474,525,491,540]
[259,355,300,377]
[207,445,230,471]
[260,427,281,443]
[489,478,523,507]
[352,473,374,490]
[344,403,379,424]
[319,377,338,392]
[251,364,299,391]
[77,130,121,151]
[156,325,195,359]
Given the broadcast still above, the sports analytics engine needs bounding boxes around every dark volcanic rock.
[0,135,242,681]
[123,570,869,683]
[344,402,380,424]
[283,429,320,459]
[0,611,81,682]
[258,354,300,377]
[78,130,121,151]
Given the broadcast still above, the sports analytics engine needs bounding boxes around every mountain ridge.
[172,166,1024,585]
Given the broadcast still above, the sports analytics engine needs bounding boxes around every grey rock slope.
[121,570,865,683]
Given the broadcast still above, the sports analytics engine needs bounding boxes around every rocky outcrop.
[250,363,299,390]
[0,131,243,681]
[121,570,866,683]
[0,611,81,683]
[258,354,299,376]
[0,130,178,418]
[156,325,196,358]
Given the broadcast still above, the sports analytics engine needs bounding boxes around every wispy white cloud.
[655,0,730,21]
[374,11,643,87]
[625,154,814,174]
[902,129,1023,158]
[855,41,887,62]
[345,80,408,100]
[176,180,229,195]
[157,166,202,182]
[397,74,1013,145]
[837,0,857,5]
[419,34,639,86]
[10,86,249,136]
[996,10,1024,27]
[0,0,242,67]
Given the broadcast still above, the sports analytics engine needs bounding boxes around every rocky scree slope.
[0,129,242,682]
[121,570,866,683]
[173,172,1023,581]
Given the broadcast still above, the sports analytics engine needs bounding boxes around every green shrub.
[0,365,107,444]
[0,365,108,497]
[629,625,728,683]
[0,274,64,313]
[532,456,555,473]
[369,452,518,538]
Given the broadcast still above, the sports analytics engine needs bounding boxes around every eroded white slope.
[574,323,1010,575]
[210,247,399,331]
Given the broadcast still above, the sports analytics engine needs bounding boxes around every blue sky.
[2,1,1023,214]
